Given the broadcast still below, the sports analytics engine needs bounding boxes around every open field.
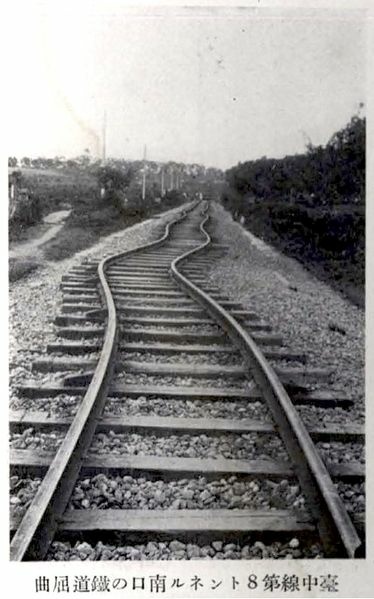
[8,167,187,281]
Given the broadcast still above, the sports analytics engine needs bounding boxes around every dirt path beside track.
[9,210,71,259]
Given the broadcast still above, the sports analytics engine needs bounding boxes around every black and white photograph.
[5,0,371,596]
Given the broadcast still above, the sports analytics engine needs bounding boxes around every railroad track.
[9,201,364,560]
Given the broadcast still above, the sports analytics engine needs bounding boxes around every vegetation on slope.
[222,113,365,306]
[9,154,223,279]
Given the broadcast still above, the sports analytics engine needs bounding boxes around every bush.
[9,258,41,282]
[221,113,365,305]
[226,115,365,206]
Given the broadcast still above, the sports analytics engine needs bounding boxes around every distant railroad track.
[10,201,364,560]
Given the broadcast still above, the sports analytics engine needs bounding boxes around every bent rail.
[10,203,195,561]
[170,207,361,558]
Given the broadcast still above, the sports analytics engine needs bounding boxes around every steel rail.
[170,205,362,558]
[10,203,196,561]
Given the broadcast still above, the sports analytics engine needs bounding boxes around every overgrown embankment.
[222,115,365,306]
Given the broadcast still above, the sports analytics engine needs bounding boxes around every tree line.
[8,152,223,182]
[222,112,365,304]
[225,113,365,207]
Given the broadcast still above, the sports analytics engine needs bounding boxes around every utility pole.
[102,110,107,164]
[161,168,165,197]
[142,144,147,201]
[170,167,174,191]
[100,110,107,199]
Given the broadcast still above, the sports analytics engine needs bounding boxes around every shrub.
[9,258,41,282]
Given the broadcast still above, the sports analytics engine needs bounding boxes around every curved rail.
[170,206,361,558]
[10,203,196,561]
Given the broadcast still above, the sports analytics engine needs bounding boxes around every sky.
[6,3,366,170]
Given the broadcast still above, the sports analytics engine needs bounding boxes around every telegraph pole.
[142,144,147,201]
[100,110,107,199]
[102,110,107,164]
[170,167,174,191]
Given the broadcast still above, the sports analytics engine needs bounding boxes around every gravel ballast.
[207,203,365,420]
[115,373,252,389]
[9,204,191,409]
[316,441,364,465]
[10,475,42,521]
[296,405,364,426]
[88,431,289,461]
[122,323,222,333]
[104,396,271,420]
[11,394,82,416]
[9,202,364,560]
[336,481,365,515]
[47,538,323,560]
[10,429,65,452]
[119,351,242,366]
[69,473,306,512]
